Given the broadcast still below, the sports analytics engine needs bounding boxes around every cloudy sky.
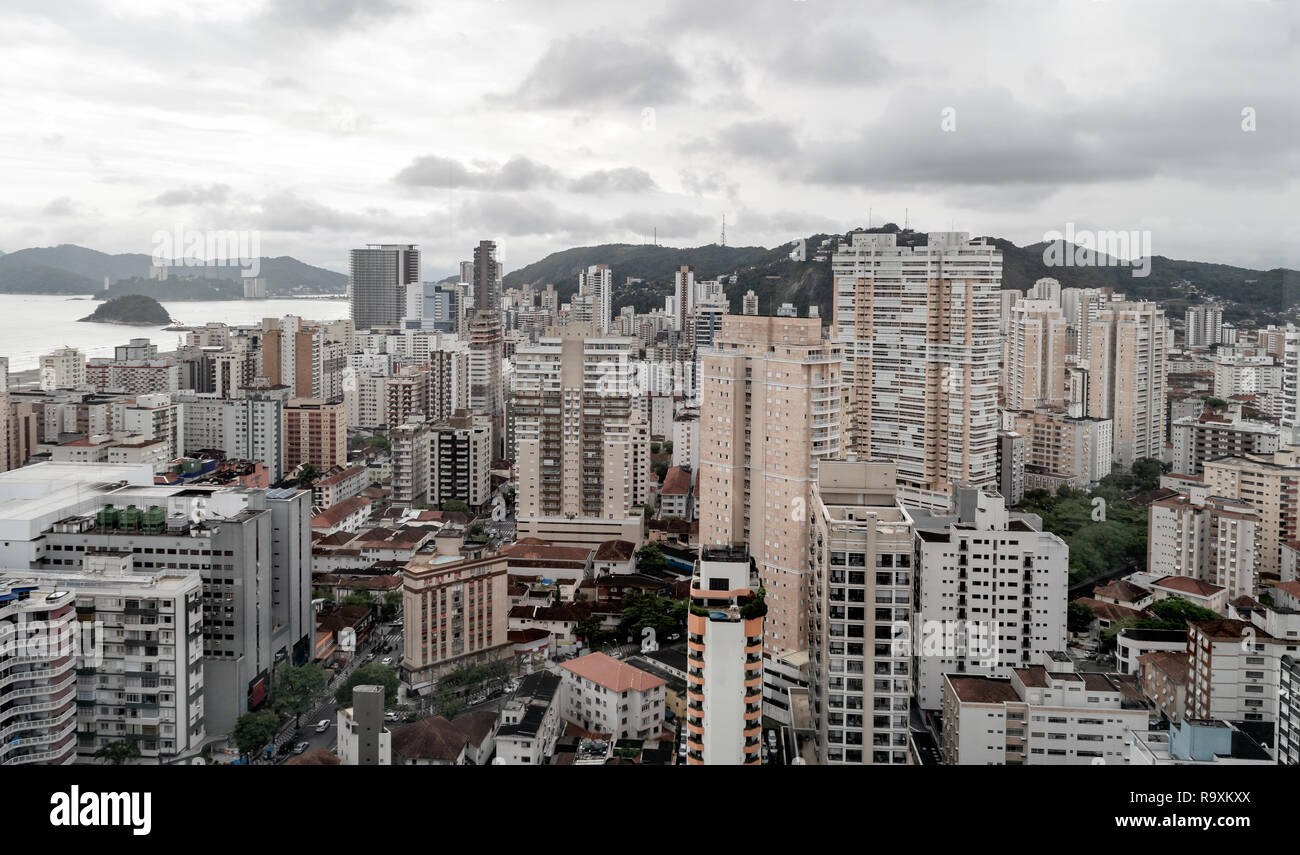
[1,0,1295,277]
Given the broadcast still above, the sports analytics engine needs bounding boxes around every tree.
[273,663,328,728]
[577,614,612,648]
[312,586,331,601]
[441,499,470,513]
[1130,457,1171,493]
[341,590,375,608]
[663,440,673,454]
[1136,597,1219,630]
[652,460,669,481]
[1067,601,1096,634]
[94,739,140,765]
[335,663,400,706]
[637,542,667,574]
[233,710,280,758]
[381,591,403,621]
[295,464,320,489]
[435,683,465,719]
[618,591,687,641]
[651,442,662,455]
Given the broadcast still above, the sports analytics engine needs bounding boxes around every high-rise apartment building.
[742,289,759,316]
[283,398,347,473]
[908,487,1069,710]
[1006,410,1113,490]
[0,463,314,736]
[807,457,914,764]
[350,244,420,330]
[1185,304,1225,349]
[467,312,504,457]
[0,579,78,765]
[513,324,648,548]
[472,240,502,316]
[832,232,1001,507]
[697,315,841,658]
[1086,302,1167,466]
[1201,450,1300,578]
[685,546,764,765]
[579,264,613,334]
[1005,300,1068,410]
[1170,409,1280,477]
[401,547,511,689]
[1148,492,1261,599]
[39,347,86,391]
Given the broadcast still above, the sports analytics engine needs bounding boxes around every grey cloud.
[612,209,712,240]
[456,195,596,237]
[568,167,658,194]
[152,184,232,207]
[770,30,892,85]
[395,156,656,195]
[494,34,692,108]
[41,197,89,217]
[262,0,410,31]
[707,119,800,161]
[803,88,1300,191]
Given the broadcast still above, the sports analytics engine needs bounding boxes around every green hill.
[79,294,172,326]
[0,244,346,295]
[502,227,1297,326]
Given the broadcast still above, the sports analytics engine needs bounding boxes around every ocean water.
[0,294,350,373]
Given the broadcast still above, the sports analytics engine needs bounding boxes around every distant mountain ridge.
[0,244,347,297]
[504,227,1298,324]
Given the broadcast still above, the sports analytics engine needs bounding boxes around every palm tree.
[94,739,141,765]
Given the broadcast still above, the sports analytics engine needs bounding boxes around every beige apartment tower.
[513,323,648,549]
[1005,300,1068,410]
[697,315,840,658]
[832,232,1001,507]
[1086,302,1167,466]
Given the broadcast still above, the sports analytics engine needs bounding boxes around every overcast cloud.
[0,0,1294,276]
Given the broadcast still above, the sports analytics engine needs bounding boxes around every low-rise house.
[558,652,667,740]
[495,671,563,765]
[1149,575,1228,615]
[389,711,498,765]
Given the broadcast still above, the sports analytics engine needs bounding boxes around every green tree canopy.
[94,739,141,765]
[273,663,328,728]
[233,709,280,758]
[335,663,400,706]
[1067,601,1096,634]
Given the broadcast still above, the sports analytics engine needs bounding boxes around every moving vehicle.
[293,742,310,755]
[315,719,331,733]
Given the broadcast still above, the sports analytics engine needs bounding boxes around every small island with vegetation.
[79,294,172,326]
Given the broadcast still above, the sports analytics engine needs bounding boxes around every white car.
[315,719,331,733]
[381,657,393,666]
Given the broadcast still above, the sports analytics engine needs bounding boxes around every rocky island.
[79,294,172,326]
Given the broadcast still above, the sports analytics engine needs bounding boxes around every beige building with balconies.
[697,315,840,658]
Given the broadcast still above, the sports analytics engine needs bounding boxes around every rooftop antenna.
[904,208,909,231]
[719,215,726,247]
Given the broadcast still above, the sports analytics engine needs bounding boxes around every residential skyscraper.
[513,323,649,548]
[907,487,1070,711]
[472,240,502,316]
[685,546,764,766]
[832,232,1001,507]
[349,244,420,330]
[1086,302,1167,466]
[1005,300,1068,410]
[697,315,840,659]
[579,264,613,334]
[806,457,914,764]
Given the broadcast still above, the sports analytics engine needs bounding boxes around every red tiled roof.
[1152,575,1225,597]
[312,496,372,528]
[659,466,692,496]
[560,652,666,693]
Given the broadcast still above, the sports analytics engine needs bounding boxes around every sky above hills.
[0,0,1295,277]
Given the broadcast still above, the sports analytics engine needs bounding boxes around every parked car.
[293,742,310,755]
[381,657,393,666]
[315,719,331,733]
